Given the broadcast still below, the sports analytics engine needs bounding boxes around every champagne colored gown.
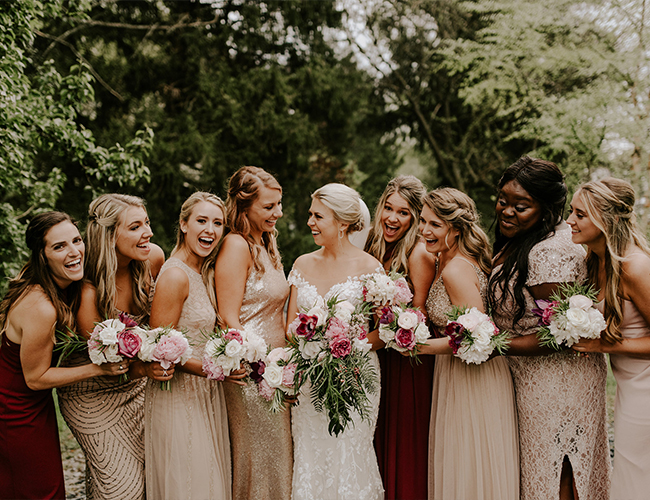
[144,257,231,500]
[222,250,293,500]
[491,225,610,500]
[606,299,650,500]
[426,258,519,500]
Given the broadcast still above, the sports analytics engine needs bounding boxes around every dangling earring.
[339,227,345,240]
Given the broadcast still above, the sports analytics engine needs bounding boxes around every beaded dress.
[426,257,519,500]
[491,224,610,500]
[144,258,231,499]
[222,249,293,500]
[288,267,383,500]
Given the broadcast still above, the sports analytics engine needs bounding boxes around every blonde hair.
[423,188,492,276]
[172,191,226,312]
[225,166,282,272]
[312,183,364,234]
[576,177,650,343]
[364,175,425,276]
[84,194,152,320]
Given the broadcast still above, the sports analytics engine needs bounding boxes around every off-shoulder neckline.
[289,266,383,300]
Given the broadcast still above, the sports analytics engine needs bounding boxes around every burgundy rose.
[445,322,465,354]
[379,306,395,325]
[118,312,138,328]
[329,337,352,358]
[249,361,266,384]
[395,328,416,350]
[295,313,318,340]
[224,329,244,343]
[117,329,142,358]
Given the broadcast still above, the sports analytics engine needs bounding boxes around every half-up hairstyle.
[172,191,226,312]
[225,166,282,272]
[0,212,82,336]
[84,194,152,320]
[488,156,568,324]
[312,183,365,234]
[364,175,426,277]
[423,188,492,276]
[576,178,650,343]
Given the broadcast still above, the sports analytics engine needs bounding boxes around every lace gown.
[222,250,293,500]
[288,268,384,500]
[144,258,231,500]
[605,299,650,500]
[426,259,519,500]
[491,225,610,500]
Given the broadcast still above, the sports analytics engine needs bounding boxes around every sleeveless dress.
[288,267,384,500]
[0,336,66,500]
[57,293,151,500]
[491,225,611,500]
[426,258,519,500]
[222,249,293,500]
[605,299,650,500]
[144,257,231,499]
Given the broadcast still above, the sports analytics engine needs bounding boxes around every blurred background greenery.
[3,0,650,289]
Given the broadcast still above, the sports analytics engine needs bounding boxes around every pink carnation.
[117,329,142,358]
[326,317,349,340]
[394,278,414,305]
[282,363,297,388]
[224,329,243,343]
[153,335,189,369]
[258,379,275,401]
[330,337,352,358]
[395,328,416,350]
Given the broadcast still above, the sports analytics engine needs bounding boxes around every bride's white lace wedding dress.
[288,268,384,500]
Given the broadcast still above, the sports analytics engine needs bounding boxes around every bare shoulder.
[219,233,251,256]
[80,281,98,304]
[408,241,435,271]
[356,248,382,274]
[156,265,190,290]
[292,250,322,274]
[12,286,56,324]
[622,250,650,293]
[441,257,479,283]
[149,243,165,279]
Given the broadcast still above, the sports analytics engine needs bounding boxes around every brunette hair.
[576,178,650,343]
[364,175,426,276]
[0,212,82,336]
[423,188,492,275]
[488,156,568,323]
[84,194,152,320]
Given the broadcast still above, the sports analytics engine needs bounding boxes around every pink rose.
[153,335,189,369]
[395,327,416,350]
[329,337,352,358]
[393,278,414,305]
[326,317,349,340]
[117,329,142,358]
[282,363,297,388]
[224,329,243,343]
[414,309,426,323]
[258,379,275,401]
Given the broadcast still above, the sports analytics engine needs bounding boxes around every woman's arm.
[215,234,252,331]
[286,284,299,340]
[18,291,126,391]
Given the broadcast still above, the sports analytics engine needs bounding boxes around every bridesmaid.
[0,212,128,500]
[569,178,650,500]
[146,192,238,499]
[416,188,519,500]
[365,175,436,499]
[57,194,167,500]
[215,166,293,500]
[489,156,610,500]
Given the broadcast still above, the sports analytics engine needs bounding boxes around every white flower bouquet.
[444,306,509,364]
[361,273,413,308]
[201,326,268,382]
[138,325,193,390]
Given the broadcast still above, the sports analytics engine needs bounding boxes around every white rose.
[586,309,607,339]
[244,334,268,363]
[205,338,223,358]
[104,343,122,363]
[565,308,590,332]
[397,310,419,330]
[334,301,355,323]
[456,308,483,331]
[568,295,593,311]
[89,348,107,365]
[457,343,490,365]
[307,306,328,327]
[263,363,284,388]
[98,319,125,345]
[218,355,240,374]
[414,323,429,343]
[267,347,290,364]
[225,339,245,359]
[138,339,155,362]
[299,339,321,360]
[378,324,395,344]
[473,320,495,347]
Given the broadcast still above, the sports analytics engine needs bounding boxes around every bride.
[287,183,384,500]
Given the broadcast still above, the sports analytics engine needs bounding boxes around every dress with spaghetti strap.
[426,257,519,500]
[144,257,231,499]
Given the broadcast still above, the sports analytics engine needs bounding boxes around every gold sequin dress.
[426,257,519,500]
[144,257,231,500]
[222,250,293,500]
[491,225,610,500]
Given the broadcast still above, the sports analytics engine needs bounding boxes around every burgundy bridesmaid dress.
[0,336,65,500]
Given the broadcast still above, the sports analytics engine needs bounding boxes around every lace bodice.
[287,268,371,312]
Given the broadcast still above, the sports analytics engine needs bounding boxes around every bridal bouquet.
[533,282,606,349]
[361,273,413,308]
[138,326,193,390]
[201,326,268,382]
[377,305,429,361]
[445,306,510,364]
[287,296,379,436]
[249,347,298,413]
